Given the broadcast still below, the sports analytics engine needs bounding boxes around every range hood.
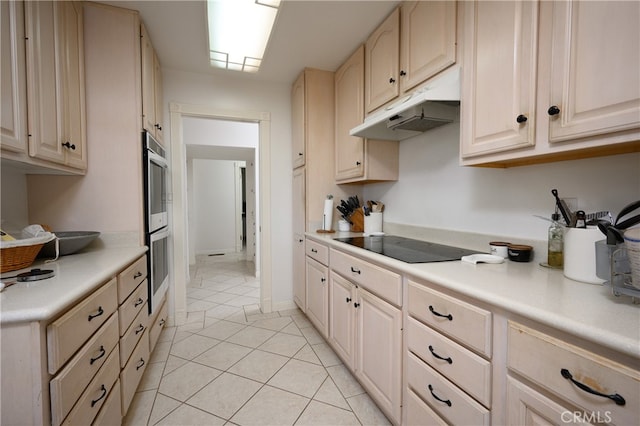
[350,67,460,141]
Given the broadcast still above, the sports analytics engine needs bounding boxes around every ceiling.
[98,0,400,85]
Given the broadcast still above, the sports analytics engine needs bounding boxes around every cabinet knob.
[353,302,360,308]
[389,77,396,84]
[346,297,352,303]
[516,114,528,124]
[320,277,326,283]
[61,141,76,150]
[400,70,406,77]
[356,161,361,166]
[155,123,162,131]
[298,152,303,156]
[547,105,560,116]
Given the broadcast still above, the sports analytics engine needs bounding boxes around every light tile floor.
[124,252,391,425]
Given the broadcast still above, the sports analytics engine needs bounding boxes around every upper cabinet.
[461,0,640,166]
[365,2,457,114]
[291,72,306,168]
[9,0,87,171]
[1,0,28,154]
[141,23,164,144]
[365,8,400,113]
[335,46,398,184]
[399,1,457,94]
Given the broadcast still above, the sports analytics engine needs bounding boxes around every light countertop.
[308,232,640,359]
[0,246,147,324]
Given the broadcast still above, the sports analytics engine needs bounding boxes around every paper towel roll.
[322,199,334,230]
[564,226,606,284]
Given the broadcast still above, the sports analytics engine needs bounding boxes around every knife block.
[350,209,364,232]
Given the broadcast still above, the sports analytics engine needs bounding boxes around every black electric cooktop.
[334,235,476,263]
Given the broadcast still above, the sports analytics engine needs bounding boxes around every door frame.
[169,102,273,325]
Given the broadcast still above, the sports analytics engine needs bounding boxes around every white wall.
[163,68,293,305]
[0,165,29,233]
[364,116,640,242]
[191,159,238,254]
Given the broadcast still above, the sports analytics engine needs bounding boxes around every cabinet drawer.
[149,296,168,352]
[408,280,491,357]
[407,351,490,426]
[117,256,147,304]
[406,388,448,426]
[508,322,639,426]
[92,379,121,426]
[330,248,402,306]
[60,346,120,426]
[50,313,119,426]
[48,278,118,374]
[121,331,150,414]
[118,281,147,335]
[306,239,328,265]
[120,303,148,368]
[407,316,491,407]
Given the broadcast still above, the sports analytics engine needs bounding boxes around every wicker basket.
[1,243,45,273]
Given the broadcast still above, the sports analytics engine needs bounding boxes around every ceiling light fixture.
[207,0,281,73]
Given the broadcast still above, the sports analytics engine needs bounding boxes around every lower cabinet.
[355,286,402,423]
[507,321,639,426]
[305,256,329,338]
[327,246,403,424]
[0,254,166,426]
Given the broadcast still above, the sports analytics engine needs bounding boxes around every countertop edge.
[307,232,640,359]
[0,246,148,325]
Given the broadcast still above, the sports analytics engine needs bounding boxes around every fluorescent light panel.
[207,0,280,73]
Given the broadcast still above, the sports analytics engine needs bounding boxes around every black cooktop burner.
[334,235,477,263]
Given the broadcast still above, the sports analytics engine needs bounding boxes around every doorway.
[169,102,273,326]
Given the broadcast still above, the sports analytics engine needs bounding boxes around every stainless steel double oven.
[143,131,169,315]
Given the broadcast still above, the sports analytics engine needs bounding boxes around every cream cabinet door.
[545,1,640,143]
[291,72,305,168]
[293,235,305,312]
[328,273,355,369]
[356,286,402,424]
[25,1,86,168]
[365,8,399,113]
[335,46,365,181]
[460,0,538,158]
[1,0,28,153]
[153,50,164,143]
[507,377,597,426]
[400,1,457,94]
[305,256,328,338]
[141,23,157,138]
[59,1,86,169]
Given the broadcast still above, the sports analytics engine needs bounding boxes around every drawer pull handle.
[350,267,361,274]
[136,358,146,370]
[135,324,145,334]
[428,345,453,364]
[91,384,107,407]
[429,305,452,321]
[428,384,452,407]
[88,306,104,321]
[560,368,625,406]
[90,346,106,365]
[134,271,143,278]
[134,298,144,307]
[159,318,166,326]
[311,248,318,253]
